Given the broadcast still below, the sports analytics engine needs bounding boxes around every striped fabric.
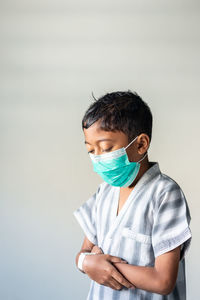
[74,162,192,299]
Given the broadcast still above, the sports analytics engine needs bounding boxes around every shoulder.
[152,171,187,211]
[143,163,183,199]
[92,182,119,210]
[85,181,114,203]
[96,181,114,198]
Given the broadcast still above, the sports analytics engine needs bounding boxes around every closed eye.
[102,147,113,153]
[87,147,113,154]
[88,150,94,154]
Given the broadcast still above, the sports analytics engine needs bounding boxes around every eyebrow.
[84,139,113,145]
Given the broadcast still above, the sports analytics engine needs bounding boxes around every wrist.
[78,252,96,273]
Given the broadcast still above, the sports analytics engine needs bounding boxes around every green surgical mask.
[89,136,148,187]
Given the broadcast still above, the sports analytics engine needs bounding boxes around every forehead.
[83,121,128,145]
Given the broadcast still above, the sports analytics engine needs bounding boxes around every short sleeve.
[73,185,102,245]
[152,185,192,261]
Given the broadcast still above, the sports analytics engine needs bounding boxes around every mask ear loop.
[137,152,148,163]
[125,136,148,163]
[124,136,138,150]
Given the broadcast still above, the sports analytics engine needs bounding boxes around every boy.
[73,91,192,299]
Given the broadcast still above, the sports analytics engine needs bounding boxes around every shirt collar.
[136,162,161,187]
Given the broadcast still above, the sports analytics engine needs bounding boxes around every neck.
[122,157,152,190]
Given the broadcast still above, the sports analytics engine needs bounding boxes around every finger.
[107,255,127,264]
[104,278,123,290]
[91,246,103,254]
[110,267,133,289]
[97,247,104,254]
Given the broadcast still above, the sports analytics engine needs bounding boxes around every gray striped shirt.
[74,162,192,299]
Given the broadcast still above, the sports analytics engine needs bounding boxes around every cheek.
[126,149,139,162]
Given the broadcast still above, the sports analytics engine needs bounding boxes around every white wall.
[0,1,199,299]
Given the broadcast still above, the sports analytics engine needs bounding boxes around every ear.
[137,134,150,154]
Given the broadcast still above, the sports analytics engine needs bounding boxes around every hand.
[83,253,135,290]
[91,245,104,254]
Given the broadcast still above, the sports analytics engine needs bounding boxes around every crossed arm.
[75,236,181,295]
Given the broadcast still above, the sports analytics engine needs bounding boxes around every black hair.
[82,90,153,143]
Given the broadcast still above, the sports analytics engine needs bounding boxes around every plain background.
[0,0,199,299]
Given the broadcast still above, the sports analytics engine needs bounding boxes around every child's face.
[83,120,148,162]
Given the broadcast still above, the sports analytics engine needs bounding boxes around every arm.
[75,236,135,290]
[113,245,181,295]
[75,236,95,268]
